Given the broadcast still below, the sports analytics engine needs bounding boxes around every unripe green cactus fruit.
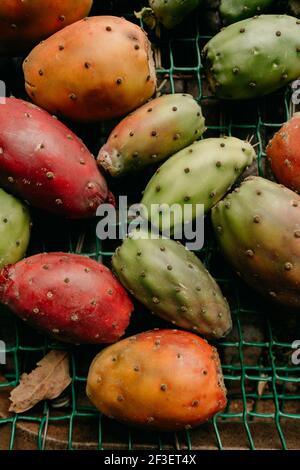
[0,189,31,268]
[112,229,232,339]
[203,15,300,99]
[141,137,255,232]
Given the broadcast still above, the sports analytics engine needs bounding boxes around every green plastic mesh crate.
[0,0,299,451]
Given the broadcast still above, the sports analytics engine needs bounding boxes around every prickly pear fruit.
[136,0,201,30]
[0,189,31,268]
[0,253,133,344]
[23,16,156,122]
[0,97,109,218]
[0,0,93,56]
[212,176,300,309]
[202,15,300,99]
[86,329,227,431]
[288,1,300,16]
[266,113,300,193]
[203,0,274,30]
[97,94,206,177]
[141,137,255,232]
[112,230,232,339]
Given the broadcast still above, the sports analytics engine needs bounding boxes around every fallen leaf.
[9,350,71,413]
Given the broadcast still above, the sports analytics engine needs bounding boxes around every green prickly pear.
[212,176,300,309]
[220,0,274,23]
[141,137,255,232]
[202,15,300,100]
[112,229,232,339]
[97,94,206,177]
[136,0,201,30]
[0,189,31,268]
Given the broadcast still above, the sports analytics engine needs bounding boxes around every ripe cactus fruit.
[141,137,255,232]
[0,189,31,268]
[0,253,133,344]
[136,0,201,30]
[97,94,206,177]
[212,176,300,309]
[202,15,300,99]
[112,230,232,339]
[0,0,93,56]
[23,16,156,122]
[266,113,300,193]
[86,329,227,431]
[0,97,110,218]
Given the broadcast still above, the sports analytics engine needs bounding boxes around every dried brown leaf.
[9,350,71,413]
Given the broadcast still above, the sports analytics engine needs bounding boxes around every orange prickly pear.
[23,16,156,122]
[0,0,93,56]
[86,329,227,431]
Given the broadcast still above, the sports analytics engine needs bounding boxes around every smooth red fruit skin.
[0,253,133,344]
[267,113,300,192]
[0,97,109,218]
[87,329,227,431]
[0,0,93,56]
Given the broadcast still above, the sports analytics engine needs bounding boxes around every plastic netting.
[0,0,299,451]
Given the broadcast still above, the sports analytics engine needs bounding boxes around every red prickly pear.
[86,329,227,431]
[0,97,110,218]
[0,253,133,344]
[267,113,300,193]
[0,0,93,56]
[23,16,157,122]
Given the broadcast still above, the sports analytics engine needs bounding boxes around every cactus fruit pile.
[0,0,299,435]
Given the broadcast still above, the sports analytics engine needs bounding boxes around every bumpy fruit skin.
[0,253,133,344]
[0,189,31,268]
[0,0,93,56]
[212,176,300,309]
[141,137,255,232]
[202,15,300,100]
[0,97,109,218]
[266,113,300,193]
[23,16,156,122]
[86,329,227,431]
[136,0,200,30]
[98,94,206,177]
[112,230,232,339]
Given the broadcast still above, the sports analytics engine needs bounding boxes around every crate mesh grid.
[0,1,299,451]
